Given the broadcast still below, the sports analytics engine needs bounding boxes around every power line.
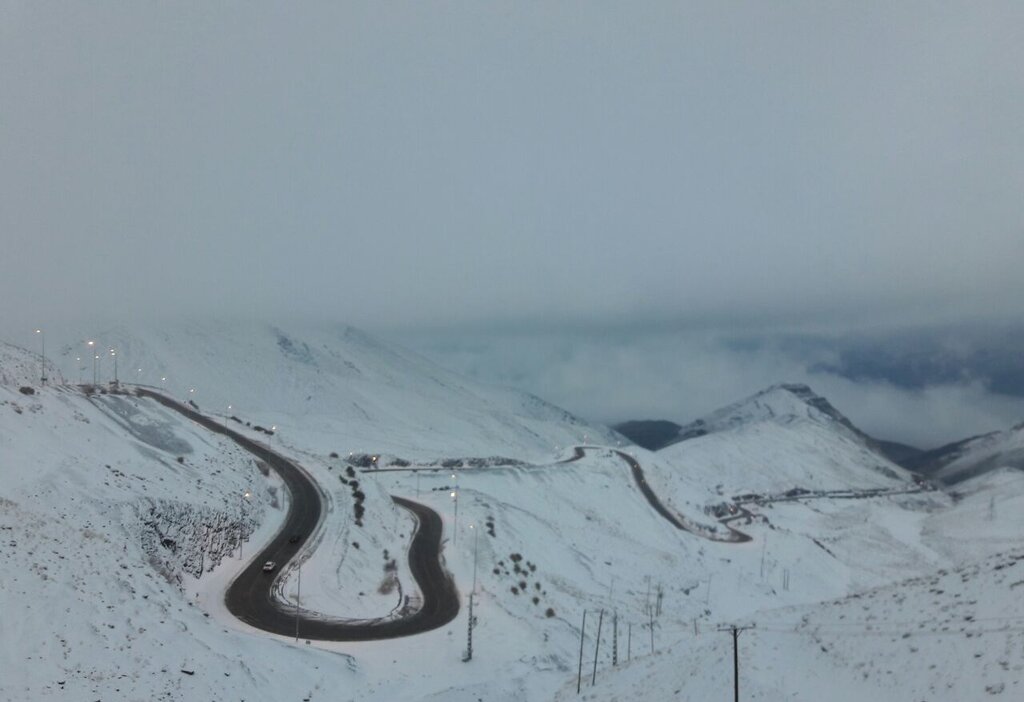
[658,619,1024,639]
[757,624,1024,638]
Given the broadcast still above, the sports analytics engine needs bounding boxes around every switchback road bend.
[133,388,460,641]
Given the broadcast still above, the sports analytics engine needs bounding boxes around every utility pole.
[717,624,754,702]
[591,609,604,686]
[577,610,587,695]
[627,622,632,662]
[463,525,479,662]
[472,524,479,592]
[648,608,655,654]
[612,611,618,666]
[464,592,474,661]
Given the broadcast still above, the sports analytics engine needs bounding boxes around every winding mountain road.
[564,446,752,543]
[134,388,460,641]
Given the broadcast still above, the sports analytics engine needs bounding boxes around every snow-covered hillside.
[555,544,1024,701]
[910,423,1024,484]
[0,351,347,700]
[551,452,1024,701]
[48,321,616,460]
[656,384,911,494]
[4,331,1024,701]
[0,340,63,387]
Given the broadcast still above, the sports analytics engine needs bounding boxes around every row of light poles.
[25,332,172,393]
[79,339,123,387]
[441,472,484,661]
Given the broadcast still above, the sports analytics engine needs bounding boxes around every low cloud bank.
[401,325,1024,450]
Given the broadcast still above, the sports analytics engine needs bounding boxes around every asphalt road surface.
[564,446,751,543]
[134,387,460,641]
[612,449,752,543]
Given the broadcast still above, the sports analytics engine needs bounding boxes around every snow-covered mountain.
[47,320,617,459]
[906,422,1024,484]
[655,384,911,494]
[4,331,1024,702]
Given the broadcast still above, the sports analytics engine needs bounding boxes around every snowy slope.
[555,545,1024,701]
[5,332,1024,701]
[662,383,869,444]
[0,339,63,387]
[552,464,1024,701]
[655,384,911,494]
[0,352,363,701]
[49,320,616,460]
[909,423,1024,484]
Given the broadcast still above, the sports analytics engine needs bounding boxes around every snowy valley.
[2,325,1024,701]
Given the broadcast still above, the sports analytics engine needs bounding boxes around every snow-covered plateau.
[2,323,1023,701]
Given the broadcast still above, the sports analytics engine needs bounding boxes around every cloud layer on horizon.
[400,324,1024,449]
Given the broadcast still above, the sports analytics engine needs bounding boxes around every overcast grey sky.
[2,1,1022,330]
[3,2,1023,445]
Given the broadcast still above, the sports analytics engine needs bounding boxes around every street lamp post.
[239,490,251,558]
[34,329,46,386]
[226,405,232,429]
[451,489,459,546]
[109,349,118,386]
[295,564,302,643]
[464,523,480,663]
[470,523,478,593]
[87,341,96,385]
[76,357,82,384]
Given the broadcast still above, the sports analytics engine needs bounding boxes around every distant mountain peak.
[663,382,876,448]
[706,382,852,427]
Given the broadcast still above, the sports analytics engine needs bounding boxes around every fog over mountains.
[401,320,1024,449]
[3,1,1024,699]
